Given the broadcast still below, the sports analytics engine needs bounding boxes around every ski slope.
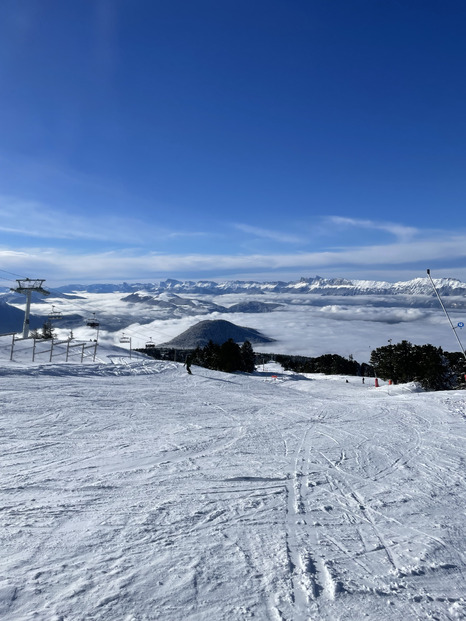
[1,357,465,620]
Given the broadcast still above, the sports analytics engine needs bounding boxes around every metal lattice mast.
[11,278,50,338]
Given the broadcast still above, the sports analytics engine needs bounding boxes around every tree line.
[140,339,256,373]
[141,338,466,391]
[369,340,465,391]
[190,339,256,373]
[257,352,373,377]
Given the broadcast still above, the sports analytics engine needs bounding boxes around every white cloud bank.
[1,228,466,283]
[1,198,465,283]
[318,305,428,324]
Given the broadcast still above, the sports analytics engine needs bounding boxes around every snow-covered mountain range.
[47,275,466,296]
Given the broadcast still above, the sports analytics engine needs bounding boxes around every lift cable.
[27,283,180,346]
[1,269,194,348]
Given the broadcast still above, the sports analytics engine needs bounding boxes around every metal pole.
[427,269,466,359]
[22,290,32,338]
[10,334,15,361]
[33,337,37,362]
[11,279,49,338]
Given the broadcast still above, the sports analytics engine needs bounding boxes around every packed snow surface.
[1,355,465,620]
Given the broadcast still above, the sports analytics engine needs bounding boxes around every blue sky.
[1,0,466,284]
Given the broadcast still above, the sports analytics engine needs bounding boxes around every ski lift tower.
[11,278,50,338]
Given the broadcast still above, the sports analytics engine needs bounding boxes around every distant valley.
[1,275,466,362]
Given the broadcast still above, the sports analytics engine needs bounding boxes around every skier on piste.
[185,354,192,375]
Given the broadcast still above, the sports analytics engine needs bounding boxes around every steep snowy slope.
[1,359,465,620]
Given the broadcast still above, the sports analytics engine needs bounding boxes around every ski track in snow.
[0,356,465,621]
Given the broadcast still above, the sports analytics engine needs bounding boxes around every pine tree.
[241,341,256,373]
[370,340,457,390]
[41,320,55,340]
[413,344,456,391]
[218,339,243,373]
[203,340,221,370]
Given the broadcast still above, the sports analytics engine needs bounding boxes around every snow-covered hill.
[1,357,465,620]
[158,318,275,348]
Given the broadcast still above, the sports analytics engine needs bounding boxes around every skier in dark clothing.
[185,354,192,375]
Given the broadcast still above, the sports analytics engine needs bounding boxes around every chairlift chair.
[145,339,155,349]
[86,312,100,329]
[48,305,63,321]
[119,333,132,359]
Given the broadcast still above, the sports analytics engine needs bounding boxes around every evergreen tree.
[241,341,255,373]
[192,345,204,367]
[203,340,220,370]
[30,321,55,340]
[41,320,55,340]
[370,340,457,390]
[443,351,466,387]
[218,339,243,373]
[370,340,414,384]
[413,344,456,391]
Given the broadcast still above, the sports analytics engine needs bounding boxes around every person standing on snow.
[185,354,192,375]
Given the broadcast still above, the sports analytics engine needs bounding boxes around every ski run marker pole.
[426,268,466,360]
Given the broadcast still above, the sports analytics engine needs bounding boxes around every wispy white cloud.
[1,229,466,283]
[327,216,418,242]
[233,223,305,244]
[165,230,213,240]
[0,195,209,244]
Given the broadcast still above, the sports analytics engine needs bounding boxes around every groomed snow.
[1,354,465,620]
